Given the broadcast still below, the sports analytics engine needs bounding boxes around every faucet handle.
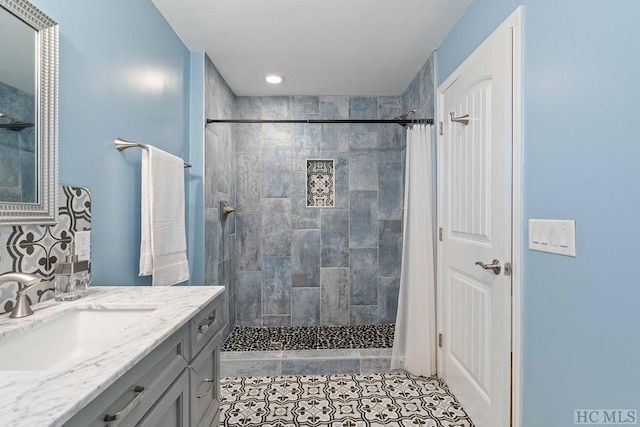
[3,273,42,318]
[0,272,42,318]
[15,275,42,296]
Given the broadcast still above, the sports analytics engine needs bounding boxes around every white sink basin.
[0,307,156,371]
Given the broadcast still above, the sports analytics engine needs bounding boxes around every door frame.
[435,7,523,427]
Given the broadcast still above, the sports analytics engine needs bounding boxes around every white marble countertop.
[0,285,225,427]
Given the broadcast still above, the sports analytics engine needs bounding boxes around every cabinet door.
[136,370,189,427]
[190,331,222,427]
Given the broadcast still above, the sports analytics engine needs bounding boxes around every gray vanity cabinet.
[189,331,223,427]
[136,370,190,427]
[64,325,190,427]
[190,294,225,357]
[188,295,226,427]
[63,291,227,427]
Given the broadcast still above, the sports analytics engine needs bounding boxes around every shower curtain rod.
[206,118,433,126]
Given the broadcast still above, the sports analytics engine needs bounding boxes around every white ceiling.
[151,0,472,96]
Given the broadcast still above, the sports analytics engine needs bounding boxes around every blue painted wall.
[31,0,192,285]
[438,2,640,425]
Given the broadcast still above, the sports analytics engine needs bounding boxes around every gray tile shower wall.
[0,186,91,314]
[401,54,437,266]
[234,95,414,327]
[204,56,237,331]
[401,54,436,121]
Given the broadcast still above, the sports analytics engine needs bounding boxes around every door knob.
[475,259,501,275]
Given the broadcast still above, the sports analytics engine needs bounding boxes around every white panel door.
[439,18,513,427]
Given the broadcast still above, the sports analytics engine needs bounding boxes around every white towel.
[139,145,189,286]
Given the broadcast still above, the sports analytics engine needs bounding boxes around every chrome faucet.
[0,272,42,318]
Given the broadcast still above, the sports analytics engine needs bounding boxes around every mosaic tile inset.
[306,159,335,207]
[222,324,394,352]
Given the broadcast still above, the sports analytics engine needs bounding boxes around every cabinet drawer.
[136,370,190,427]
[190,292,226,359]
[189,331,223,427]
[64,326,188,427]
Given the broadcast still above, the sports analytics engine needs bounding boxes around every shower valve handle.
[475,259,501,275]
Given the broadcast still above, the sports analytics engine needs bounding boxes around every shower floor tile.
[221,324,395,352]
[220,372,475,426]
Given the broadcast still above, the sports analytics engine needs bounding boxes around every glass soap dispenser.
[54,242,90,301]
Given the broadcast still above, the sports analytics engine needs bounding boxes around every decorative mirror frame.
[0,0,58,224]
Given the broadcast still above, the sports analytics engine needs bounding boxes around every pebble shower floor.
[220,372,475,427]
[221,324,395,352]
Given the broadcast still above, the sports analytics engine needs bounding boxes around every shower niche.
[306,159,335,207]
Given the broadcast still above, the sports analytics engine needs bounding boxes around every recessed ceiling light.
[264,74,284,85]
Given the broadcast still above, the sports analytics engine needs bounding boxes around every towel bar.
[115,138,192,168]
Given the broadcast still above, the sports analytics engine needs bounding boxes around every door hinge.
[439,121,444,135]
[439,227,443,242]
[438,333,443,348]
[504,262,512,277]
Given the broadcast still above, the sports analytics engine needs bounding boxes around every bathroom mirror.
[0,0,58,224]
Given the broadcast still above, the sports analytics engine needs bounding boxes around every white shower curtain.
[391,124,436,377]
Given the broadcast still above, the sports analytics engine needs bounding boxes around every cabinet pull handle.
[104,386,145,422]
[198,312,216,332]
[196,378,214,398]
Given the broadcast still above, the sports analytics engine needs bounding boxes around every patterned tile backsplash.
[0,186,91,314]
[306,159,335,207]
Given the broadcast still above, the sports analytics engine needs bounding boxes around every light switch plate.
[74,230,91,262]
[529,219,576,257]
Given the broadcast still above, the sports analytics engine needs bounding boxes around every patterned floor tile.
[220,372,475,427]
